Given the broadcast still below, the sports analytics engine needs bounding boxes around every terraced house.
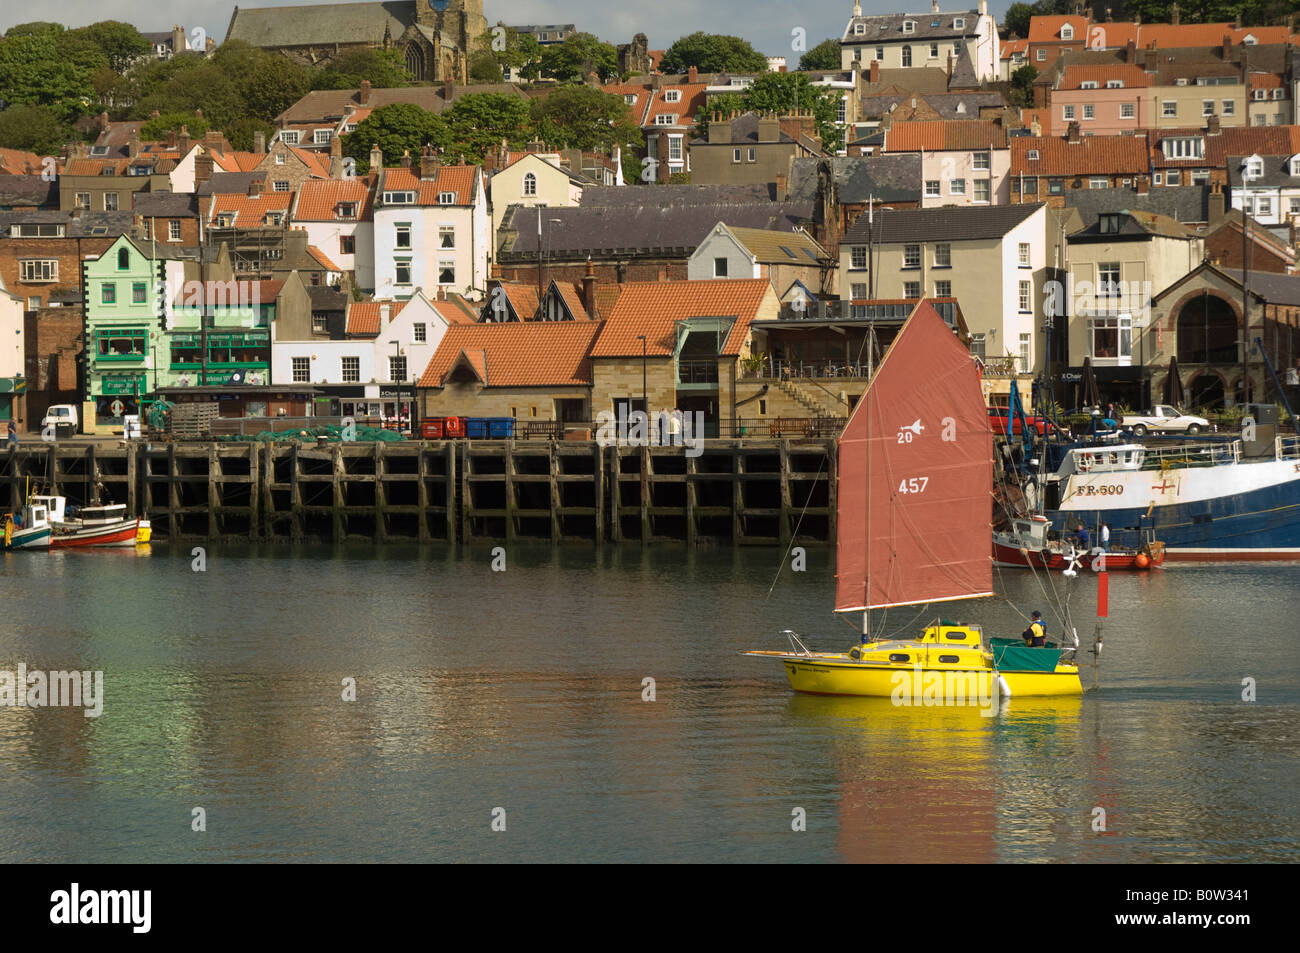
[372,148,488,301]
[840,2,999,82]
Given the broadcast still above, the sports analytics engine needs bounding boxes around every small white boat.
[32,495,151,548]
[3,500,52,550]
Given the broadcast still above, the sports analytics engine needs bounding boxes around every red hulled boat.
[993,515,1164,571]
[32,496,151,548]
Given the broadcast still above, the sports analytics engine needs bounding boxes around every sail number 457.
[897,476,929,494]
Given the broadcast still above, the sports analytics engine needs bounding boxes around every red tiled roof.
[553,282,590,321]
[885,120,1008,152]
[1011,133,1150,175]
[208,192,293,224]
[1027,16,1090,43]
[643,84,708,128]
[1250,72,1283,89]
[0,147,42,174]
[418,321,604,388]
[1059,65,1151,89]
[435,294,481,325]
[346,299,408,337]
[1001,39,1029,58]
[308,245,342,272]
[591,279,771,358]
[294,178,375,221]
[494,283,540,320]
[210,150,264,173]
[65,157,131,175]
[602,82,654,124]
[379,165,477,206]
[289,146,332,177]
[1149,126,1300,168]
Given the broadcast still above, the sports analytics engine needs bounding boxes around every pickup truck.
[1120,405,1209,436]
[987,406,1049,436]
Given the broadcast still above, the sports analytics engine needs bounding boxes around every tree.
[240,55,313,121]
[223,117,276,152]
[4,22,63,38]
[341,103,450,173]
[539,32,618,83]
[799,39,842,71]
[66,21,150,73]
[139,110,211,141]
[695,72,840,146]
[660,32,768,74]
[530,85,642,152]
[313,49,412,90]
[0,104,67,155]
[471,26,541,82]
[1003,3,1036,39]
[1010,64,1039,109]
[444,93,535,161]
[0,31,98,106]
[132,62,243,128]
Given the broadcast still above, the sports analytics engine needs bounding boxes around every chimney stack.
[652,73,663,90]
[178,125,191,157]
[194,150,213,185]
[369,143,383,171]
[1170,3,1179,26]
[1223,36,1232,60]
[688,65,698,83]
[400,149,412,169]
[253,130,266,154]
[167,128,177,149]
[1207,113,1221,135]
[581,259,598,319]
[248,175,261,198]
[947,52,953,78]
[1209,188,1226,224]
[359,80,371,105]
[1030,116,1042,136]
[1067,120,1081,143]
[870,59,880,84]
[419,144,440,180]
[330,135,344,178]
[1127,38,1136,62]
[128,129,141,158]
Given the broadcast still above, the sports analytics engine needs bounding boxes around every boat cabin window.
[945,632,967,640]
[888,653,910,662]
[939,655,960,663]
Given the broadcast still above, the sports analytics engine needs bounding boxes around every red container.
[420,419,444,439]
[442,416,466,438]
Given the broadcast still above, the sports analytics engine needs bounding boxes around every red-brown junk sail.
[835,302,993,613]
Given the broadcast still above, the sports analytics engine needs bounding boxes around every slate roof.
[1069,208,1196,240]
[1064,186,1210,226]
[842,10,983,44]
[842,203,1044,244]
[1227,155,1300,189]
[1217,267,1300,304]
[133,192,199,217]
[859,90,1005,121]
[0,175,56,207]
[591,279,771,358]
[497,200,814,260]
[197,173,263,196]
[787,155,922,204]
[579,184,776,205]
[418,321,604,388]
[227,2,416,47]
[276,83,524,124]
[0,210,134,237]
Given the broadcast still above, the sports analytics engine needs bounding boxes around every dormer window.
[1106,79,1123,88]
[1243,34,1258,45]
[1061,25,1074,40]
[437,191,456,205]
[1080,80,1098,89]
[954,17,964,28]
[1098,213,1123,234]
[337,202,357,218]
[383,191,415,204]
[1245,157,1263,179]
[1161,136,1204,159]
[624,93,637,104]
[664,90,681,102]
[216,213,235,227]
[902,20,915,34]
[314,129,332,144]
[1027,149,1040,160]
[655,114,677,125]
[265,212,284,226]
[281,131,300,144]
[854,23,865,35]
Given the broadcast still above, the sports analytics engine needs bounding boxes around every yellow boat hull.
[770,656,1081,698]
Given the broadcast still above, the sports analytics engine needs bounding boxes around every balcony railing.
[750,359,870,380]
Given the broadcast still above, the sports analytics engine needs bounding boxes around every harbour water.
[1,543,1297,863]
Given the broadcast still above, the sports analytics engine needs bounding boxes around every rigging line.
[764,448,829,601]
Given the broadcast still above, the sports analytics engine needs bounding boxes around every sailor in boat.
[1075,524,1091,550]
[1022,611,1047,647]
[1099,522,1110,552]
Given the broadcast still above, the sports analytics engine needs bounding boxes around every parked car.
[40,404,79,436]
[987,406,1050,436]
[1120,405,1209,436]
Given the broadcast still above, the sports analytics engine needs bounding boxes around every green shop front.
[0,375,26,425]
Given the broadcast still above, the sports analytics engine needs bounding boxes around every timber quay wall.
[2,440,836,545]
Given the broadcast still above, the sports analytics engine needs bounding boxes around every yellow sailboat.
[745,301,1083,700]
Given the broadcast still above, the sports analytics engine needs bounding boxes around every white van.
[41,404,79,434]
